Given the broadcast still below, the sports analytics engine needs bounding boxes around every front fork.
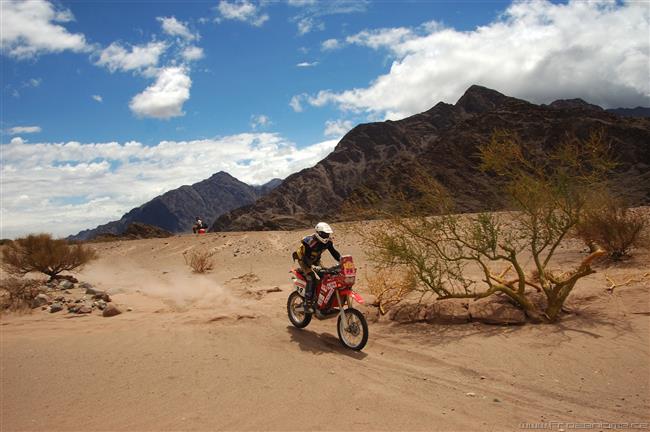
[335,290,352,328]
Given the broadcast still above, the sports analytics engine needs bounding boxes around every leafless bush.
[184,248,215,273]
[2,234,97,281]
[0,277,44,313]
[576,203,647,260]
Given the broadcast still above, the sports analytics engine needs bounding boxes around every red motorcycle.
[287,255,369,351]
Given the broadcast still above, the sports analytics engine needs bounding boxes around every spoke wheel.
[337,308,368,351]
[287,291,312,328]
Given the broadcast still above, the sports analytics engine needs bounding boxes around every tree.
[365,130,613,322]
[2,233,97,281]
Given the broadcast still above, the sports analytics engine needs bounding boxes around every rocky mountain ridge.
[211,85,650,232]
[69,173,281,241]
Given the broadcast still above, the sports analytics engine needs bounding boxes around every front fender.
[339,289,364,305]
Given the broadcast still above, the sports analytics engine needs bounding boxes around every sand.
[1,224,649,431]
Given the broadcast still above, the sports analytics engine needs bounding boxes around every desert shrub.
[2,233,97,281]
[576,202,647,260]
[0,277,44,312]
[365,130,613,322]
[184,248,215,273]
[366,268,419,315]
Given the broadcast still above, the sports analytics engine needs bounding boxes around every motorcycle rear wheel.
[287,291,312,328]
[337,308,368,351]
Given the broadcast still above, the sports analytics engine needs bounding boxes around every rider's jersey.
[295,235,341,267]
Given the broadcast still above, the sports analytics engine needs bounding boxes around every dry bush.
[364,130,613,322]
[0,277,44,313]
[184,248,215,273]
[366,268,420,315]
[576,204,647,260]
[2,234,97,281]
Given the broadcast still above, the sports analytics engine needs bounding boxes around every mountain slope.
[211,85,650,232]
[70,173,281,240]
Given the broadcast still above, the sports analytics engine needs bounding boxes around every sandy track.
[2,228,649,431]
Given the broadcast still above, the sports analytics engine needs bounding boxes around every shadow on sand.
[286,325,368,360]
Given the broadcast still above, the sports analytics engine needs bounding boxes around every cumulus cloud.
[287,0,318,6]
[250,114,272,129]
[303,0,650,118]
[0,0,89,59]
[92,95,103,103]
[321,38,341,51]
[296,61,318,67]
[289,94,306,112]
[0,134,338,238]
[323,119,353,137]
[182,46,205,61]
[216,0,269,27]
[6,126,42,135]
[297,17,324,35]
[95,41,167,75]
[157,16,197,41]
[129,67,192,119]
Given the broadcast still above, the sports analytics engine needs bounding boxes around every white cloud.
[323,119,353,138]
[129,67,192,119]
[0,134,338,238]
[289,94,305,112]
[297,17,324,35]
[95,41,167,74]
[182,46,205,61]
[321,38,341,51]
[6,126,42,135]
[92,95,103,103]
[250,114,272,129]
[157,16,197,41]
[216,0,269,27]
[287,0,317,6]
[304,0,650,117]
[296,61,318,68]
[0,0,88,59]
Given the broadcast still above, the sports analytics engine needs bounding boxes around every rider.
[192,217,203,234]
[293,222,341,313]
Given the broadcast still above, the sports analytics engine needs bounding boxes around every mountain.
[211,85,650,232]
[606,107,650,118]
[69,172,281,241]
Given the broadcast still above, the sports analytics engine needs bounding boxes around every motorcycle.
[287,255,369,351]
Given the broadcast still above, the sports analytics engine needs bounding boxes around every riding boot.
[303,276,314,314]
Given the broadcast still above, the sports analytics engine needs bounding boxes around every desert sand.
[1,223,649,431]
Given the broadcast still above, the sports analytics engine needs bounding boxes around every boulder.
[425,300,471,324]
[49,302,63,313]
[31,293,50,309]
[76,305,92,314]
[92,292,111,302]
[95,300,107,310]
[468,298,526,325]
[102,304,122,317]
[58,280,74,290]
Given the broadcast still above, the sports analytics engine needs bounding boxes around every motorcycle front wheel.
[287,291,312,328]
[337,308,368,351]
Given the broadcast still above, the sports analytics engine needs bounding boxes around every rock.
[76,305,92,314]
[67,304,79,313]
[425,300,471,324]
[31,293,50,309]
[50,302,63,313]
[56,275,78,283]
[95,300,107,310]
[468,298,527,325]
[58,280,74,290]
[466,392,476,397]
[80,282,93,290]
[64,290,72,294]
[102,304,122,317]
[126,308,133,312]
[92,292,111,302]
[54,296,65,302]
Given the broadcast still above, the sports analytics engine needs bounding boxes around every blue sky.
[1,0,648,238]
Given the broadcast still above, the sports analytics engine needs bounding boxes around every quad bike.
[287,255,368,351]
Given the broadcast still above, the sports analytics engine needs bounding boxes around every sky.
[1,0,649,239]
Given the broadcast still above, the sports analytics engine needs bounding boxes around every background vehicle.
[287,255,368,351]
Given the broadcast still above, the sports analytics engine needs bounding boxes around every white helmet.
[314,222,333,243]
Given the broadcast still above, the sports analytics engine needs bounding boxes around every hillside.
[211,86,650,231]
[70,172,281,241]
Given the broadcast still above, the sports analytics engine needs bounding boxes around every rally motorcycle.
[287,255,368,351]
